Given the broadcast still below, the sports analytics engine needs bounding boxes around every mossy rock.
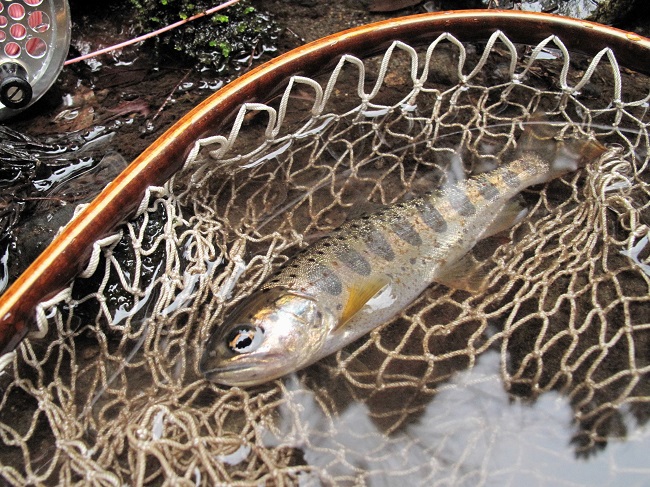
[130,0,280,72]
[589,0,641,25]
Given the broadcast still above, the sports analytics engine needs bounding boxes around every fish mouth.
[202,363,255,386]
[201,354,285,387]
[204,360,253,375]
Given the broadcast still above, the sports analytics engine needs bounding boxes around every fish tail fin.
[517,114,607,179]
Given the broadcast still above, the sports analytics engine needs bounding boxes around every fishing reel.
[0,0,70,120]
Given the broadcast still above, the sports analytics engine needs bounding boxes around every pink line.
[64,0,241,65]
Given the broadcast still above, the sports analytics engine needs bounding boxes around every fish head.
[200,288,332,386]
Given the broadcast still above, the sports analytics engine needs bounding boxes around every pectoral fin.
[336,277,390,331]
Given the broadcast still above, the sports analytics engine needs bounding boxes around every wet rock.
[590,0,648,25]
[129,0,280,73]
[0,131,126,293]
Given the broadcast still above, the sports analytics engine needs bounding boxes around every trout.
[200,121,606,386]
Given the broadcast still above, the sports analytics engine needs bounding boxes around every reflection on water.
[263,352,650,486]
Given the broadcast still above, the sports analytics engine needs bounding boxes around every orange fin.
[336,278,390,331]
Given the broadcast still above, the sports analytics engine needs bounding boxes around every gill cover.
[200,288,332,386]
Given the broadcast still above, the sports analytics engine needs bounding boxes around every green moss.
[218,41,231,57]
[128,0,279,72]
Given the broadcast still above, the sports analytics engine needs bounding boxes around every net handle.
[0,10,648,355]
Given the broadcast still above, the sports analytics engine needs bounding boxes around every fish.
[200,119,607,386]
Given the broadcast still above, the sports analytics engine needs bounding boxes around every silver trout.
[200,121,606,386]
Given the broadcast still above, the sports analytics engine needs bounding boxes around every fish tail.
[517,114,607,179]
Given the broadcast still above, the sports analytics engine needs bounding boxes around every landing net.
[1,30,649,485]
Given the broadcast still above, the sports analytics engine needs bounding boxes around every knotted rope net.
[1,29,649,485]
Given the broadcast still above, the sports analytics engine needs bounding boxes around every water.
[1,16,648,485]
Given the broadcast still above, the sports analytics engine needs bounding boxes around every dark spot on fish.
[336,235,345,241]
[288,273,297,278]
[316,250,325,255]
[410,257,416,265]
[478,180,500,200]
[365,227,395,261]
[270,278,280,283]
[350,223,360,229]
[448,190,476,217]
[308,257,316,262]
[337,246,372,275]
[390,220,423,246]
[502,169,521,188]
[323,242,332,247]
[415,200,447,233]
[313,263,343,296]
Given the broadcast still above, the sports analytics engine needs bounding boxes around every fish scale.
[200,122,607,386]
[272,170,507,318]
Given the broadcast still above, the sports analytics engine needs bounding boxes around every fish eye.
[225,324,265,354]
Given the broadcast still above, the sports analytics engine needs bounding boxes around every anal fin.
[434,255,488,293]
[483,196,528,239]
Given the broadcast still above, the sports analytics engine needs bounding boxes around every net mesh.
[1,30,649,485]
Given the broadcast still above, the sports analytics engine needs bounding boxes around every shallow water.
[0,6,648,485]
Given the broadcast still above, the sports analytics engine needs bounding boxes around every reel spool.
[0,0,70,120]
